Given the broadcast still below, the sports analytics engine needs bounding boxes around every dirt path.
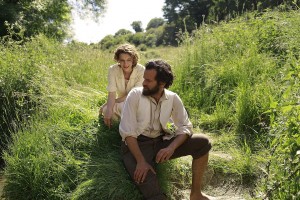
[181,189,246,200]
[180,185,248,199]
[178,153,249,200]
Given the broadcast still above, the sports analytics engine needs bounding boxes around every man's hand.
[156,134,188,163]
[134,161,156,184]
[155,146,175,163]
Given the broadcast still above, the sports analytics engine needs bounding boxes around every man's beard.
[142,84,160,96]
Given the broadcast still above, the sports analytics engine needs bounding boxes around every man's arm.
[156,93,191,163]
[125,136,156,184]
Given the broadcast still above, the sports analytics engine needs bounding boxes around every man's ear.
[159,82,166,88]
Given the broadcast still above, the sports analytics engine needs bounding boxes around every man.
[119,59,211,200]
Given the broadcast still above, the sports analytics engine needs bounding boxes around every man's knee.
[191,134,212,159]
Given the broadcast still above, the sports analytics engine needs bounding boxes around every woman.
[100,43,145,128]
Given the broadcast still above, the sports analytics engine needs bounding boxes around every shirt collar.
[147,89,168,104]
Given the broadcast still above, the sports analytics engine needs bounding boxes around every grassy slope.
[1,9,299,200]
[173,9,300,199]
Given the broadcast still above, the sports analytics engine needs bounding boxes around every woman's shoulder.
[109,63,120,70]
[129,87,143,96]
[108,64,123,76]
[135,64,145,72]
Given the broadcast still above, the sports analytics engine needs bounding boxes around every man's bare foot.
[190,193,211,200]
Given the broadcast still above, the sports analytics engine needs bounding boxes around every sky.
[71,0,165,44]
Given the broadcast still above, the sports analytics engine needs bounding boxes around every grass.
[1,9,300,200]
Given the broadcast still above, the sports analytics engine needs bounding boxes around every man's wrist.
[136,157,146,163]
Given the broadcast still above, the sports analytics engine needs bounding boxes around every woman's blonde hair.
[114,43,139,67]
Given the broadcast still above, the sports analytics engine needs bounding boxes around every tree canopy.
[0,0,107,41]
[131,21,143,33]
[146,17,165,30]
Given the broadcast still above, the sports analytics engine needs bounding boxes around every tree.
[145,25,165,46]
[161,0,213,45]
[99,34,115,50]
[146,18,165,30]
[0,0,107,41]
[163,0,212,33]
[131,21,143,33]
[114,29,132,36]
[129,32,144,46]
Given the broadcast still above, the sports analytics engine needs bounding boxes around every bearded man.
[119,59,212,200]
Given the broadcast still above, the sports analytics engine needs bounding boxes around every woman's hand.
[104,109,113,128]
[99,103,107,115]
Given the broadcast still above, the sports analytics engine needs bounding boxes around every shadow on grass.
[71,116,190,200]
[71,117,143,200]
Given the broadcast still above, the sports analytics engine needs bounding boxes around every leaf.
[270,101,278,109]
[281,105,293,114]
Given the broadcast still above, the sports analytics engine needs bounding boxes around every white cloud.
[71,0,164,44]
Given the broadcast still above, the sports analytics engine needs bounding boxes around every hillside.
[1,9,299,200]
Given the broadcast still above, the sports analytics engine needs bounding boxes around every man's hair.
[145,59,174,88]
[114,43,139,67]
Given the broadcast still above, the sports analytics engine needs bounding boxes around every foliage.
[161,0,300,45]
[0,0,71,41]
[0,0,107,41]
[260,54,300,200]
[71,120,143,200]
[131,21,143,33]
[1,8,300,200]
[69,0,107,18]
[163,0,210,33]
[146,17,165,30]
[172,10,300,198]
[0,36,46,164]
[0,35,108,162]
[114,29,133,36]
[1,35,187,199]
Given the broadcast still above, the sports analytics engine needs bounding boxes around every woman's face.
[118,53,133,73]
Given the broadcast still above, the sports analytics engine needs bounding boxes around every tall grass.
[173,10,300,198]
[173,15,279,139]
[1,9,299,200]
[1,36,186,199]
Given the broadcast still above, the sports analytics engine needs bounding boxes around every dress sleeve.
[119,89,140,141]
[134,65,145,87]
[172,94,193,136]
[106,66,117,92]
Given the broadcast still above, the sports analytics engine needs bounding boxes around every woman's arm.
[115,95,127,103]
[104,92,116,128]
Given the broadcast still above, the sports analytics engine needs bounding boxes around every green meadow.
[1,10,299,199]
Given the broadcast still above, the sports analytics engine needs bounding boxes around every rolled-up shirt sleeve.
[172,94,193,136]
[119,89,140,141]
[106,66,117,92]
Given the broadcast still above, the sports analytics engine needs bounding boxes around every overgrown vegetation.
[172,10,300,199]
[97,0,300,49]
[0,0,107,41]
[1,9,299,200]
